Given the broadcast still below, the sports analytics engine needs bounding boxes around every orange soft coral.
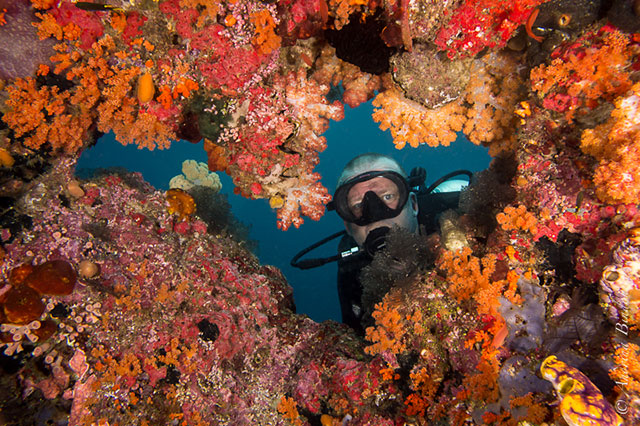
[328,0,373,30]
[180,0,221,28]
[2,77,91,153]
[75,38,174,150]
[34,11,63,40]
[250,9,281,55]
[436,247,499,305]
[4,32,174,154]
[404,393,428,417]
[30,0,56,9]
[531,30,636,123]
[496,204,538,235]
[580,82,640,204]
[462,349,501,402]
[277,396,303,426]
[172,78,199,100]
[372,88,466,149]
[464,52,524,155]
[204,139,229,172]
[409,366,439,403]
[610,343,640,397]
[365,301,407,355]
[311,44,382,108]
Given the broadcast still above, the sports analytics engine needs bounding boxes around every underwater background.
[77,100,493,322]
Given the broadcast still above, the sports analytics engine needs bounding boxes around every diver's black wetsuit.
[336,190,461,335]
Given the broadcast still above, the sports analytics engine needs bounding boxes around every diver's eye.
[557,14,571,27]
[351,202,363,216]
[382,193,395,202]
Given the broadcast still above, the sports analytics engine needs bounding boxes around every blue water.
[76,100,491,322]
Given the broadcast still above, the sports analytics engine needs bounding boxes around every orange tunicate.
[0,148,14,167]
[9,263,34,286]
[166,188,196,222]
[137,72,155,104]
[3,285,45,325]
[25,260,77,296]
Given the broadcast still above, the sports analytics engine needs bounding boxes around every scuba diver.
[291,153,472,335]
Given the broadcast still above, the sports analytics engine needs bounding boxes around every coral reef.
[1,0,640,424]
[0,161,392,425]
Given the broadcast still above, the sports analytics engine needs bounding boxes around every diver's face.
[344,177,418,247]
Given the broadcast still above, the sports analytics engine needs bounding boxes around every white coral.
[169,160,222,192]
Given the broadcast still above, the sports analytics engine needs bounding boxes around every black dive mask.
[327,170,410,226]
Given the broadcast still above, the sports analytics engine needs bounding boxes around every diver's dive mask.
[327,170,410,226]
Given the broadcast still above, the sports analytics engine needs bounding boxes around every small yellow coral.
[269,195,285,209]
[250,9,281,55]
[0,148,15,168]
[166,188,196,222]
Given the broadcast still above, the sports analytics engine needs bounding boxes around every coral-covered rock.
[390,44,473,109]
